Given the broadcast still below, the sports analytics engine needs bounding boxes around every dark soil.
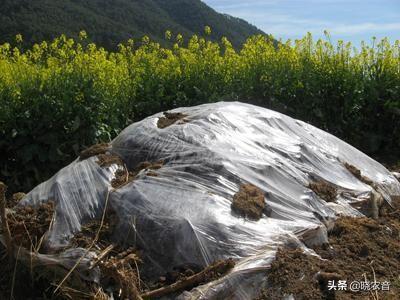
[157,112,188,129]
[309,181,338,202]
[257,196,400,299]
[79,143,110,160]
[231,184,265,220]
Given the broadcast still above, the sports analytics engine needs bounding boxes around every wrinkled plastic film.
[20,102,400,299]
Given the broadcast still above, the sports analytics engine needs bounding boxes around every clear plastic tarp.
[20,102,400,299]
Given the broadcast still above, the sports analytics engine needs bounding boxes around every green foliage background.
[1,32,399,193]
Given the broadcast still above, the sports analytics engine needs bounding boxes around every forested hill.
[0,0,265,48]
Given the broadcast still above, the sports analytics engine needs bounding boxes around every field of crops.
[1,31,399,192]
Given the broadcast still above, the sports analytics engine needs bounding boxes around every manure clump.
[231,184,265,220]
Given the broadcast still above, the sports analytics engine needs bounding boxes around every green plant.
[1,32,399,193]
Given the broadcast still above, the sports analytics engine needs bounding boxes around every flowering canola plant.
[0,30,399,192]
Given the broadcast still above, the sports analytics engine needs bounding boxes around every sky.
[203,0,400,46]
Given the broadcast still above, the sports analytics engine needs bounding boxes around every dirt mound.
[231,184,265,220]
[157,112,188,129]
[309,181,337,202]
[257,196,400,299]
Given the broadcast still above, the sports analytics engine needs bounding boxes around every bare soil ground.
[256,196,400,300]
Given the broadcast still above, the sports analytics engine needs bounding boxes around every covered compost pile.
[1,102,400,299]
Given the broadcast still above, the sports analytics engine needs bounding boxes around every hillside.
[0,0,264,48]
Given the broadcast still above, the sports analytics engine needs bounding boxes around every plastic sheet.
[21,102,400,299]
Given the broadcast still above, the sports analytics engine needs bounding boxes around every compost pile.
[1,102,399,299]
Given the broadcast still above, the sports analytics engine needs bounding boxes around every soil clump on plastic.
[157,112,188,129]
[111,168,133,189]
[93,152,133,188]
[344,162,375,187]
[309,180,337,202]
[146,171,159,177]
[135,161,164,172]
[92,150,165,189]
[96,153,123,168]
[257,196,400,299]
[109,160,164,189]
[231,183,265,220]
[79,143,110,160]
